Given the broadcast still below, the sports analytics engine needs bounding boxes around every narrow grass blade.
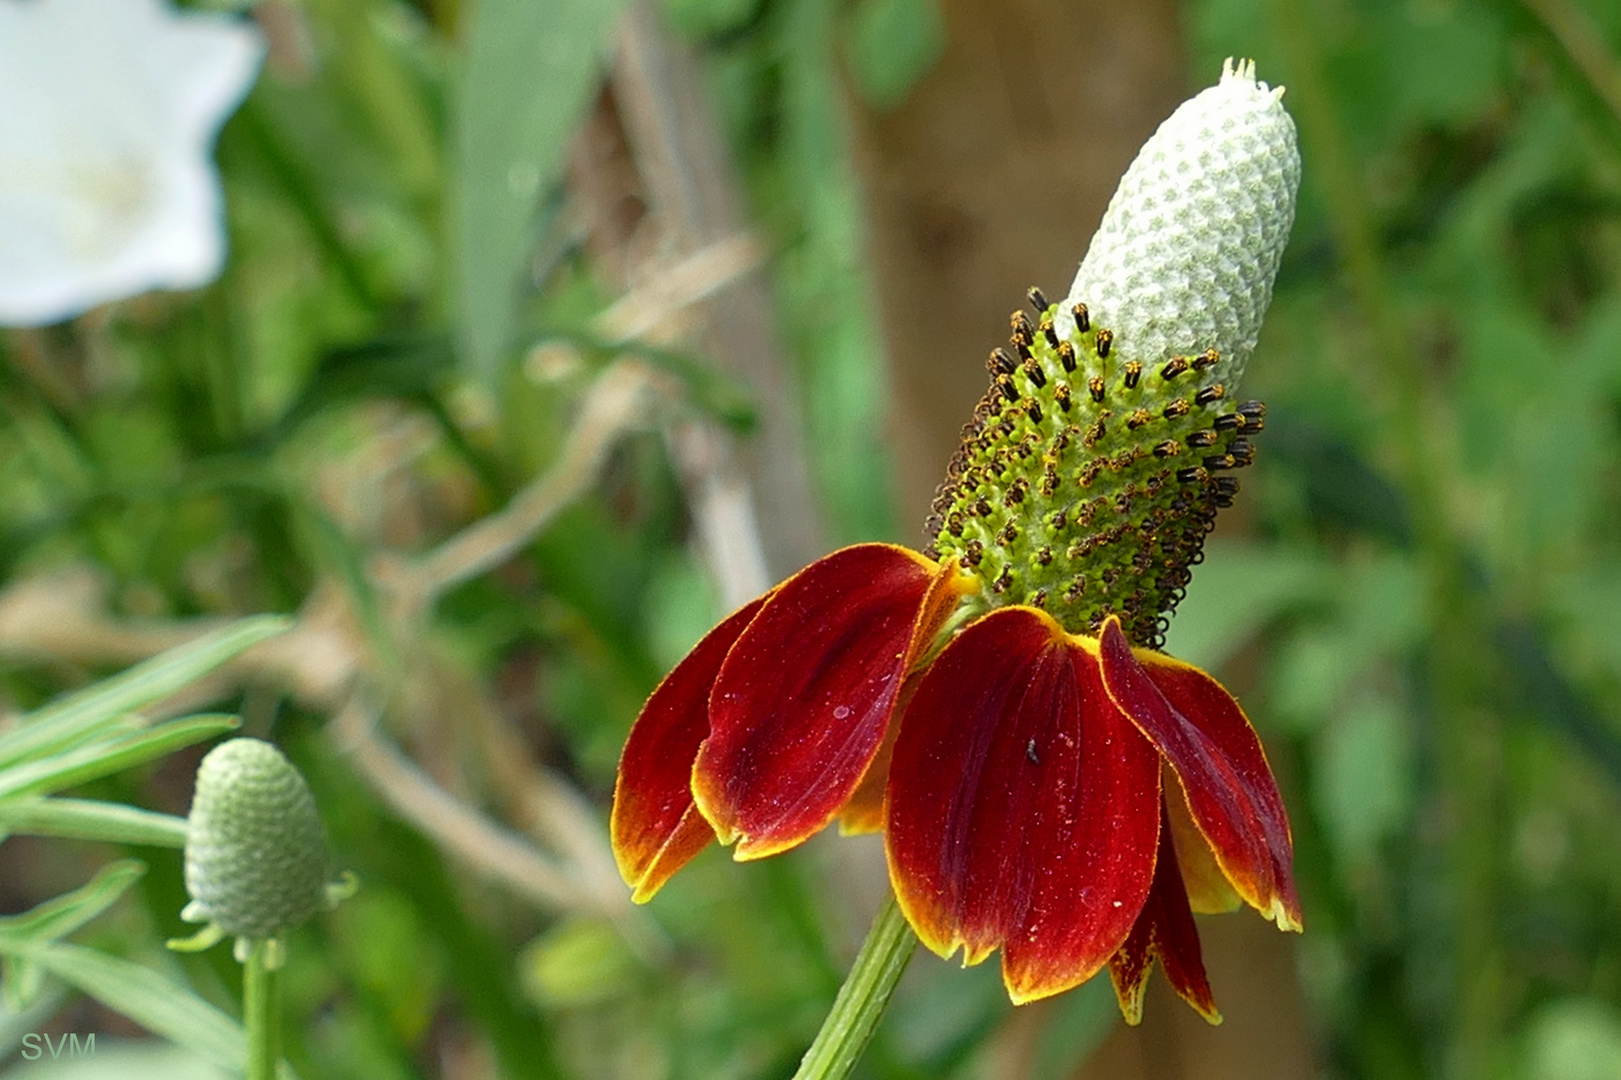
[0,714,238,800]
[0,616,289,769]
[20,941,245,1070]
[455,0,628,378]
[0,861,145,946]
[0,799,188,848]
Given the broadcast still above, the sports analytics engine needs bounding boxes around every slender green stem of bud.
[175,738,350,1077]
[244,940,279,1080]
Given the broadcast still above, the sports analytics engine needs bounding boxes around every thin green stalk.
[244,942,279,1080]
[792,892,917,1080]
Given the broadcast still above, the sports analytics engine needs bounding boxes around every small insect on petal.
[887,608,1161,1003]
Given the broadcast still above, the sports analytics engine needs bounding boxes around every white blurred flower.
[0,0,264,326]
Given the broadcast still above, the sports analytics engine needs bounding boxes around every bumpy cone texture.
[926,61,1295,645]
[184,738,329,940]
[925,291,1265,645]
[1057,58,1300,391]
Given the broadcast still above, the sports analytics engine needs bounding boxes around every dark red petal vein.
[887,607,1161,1003]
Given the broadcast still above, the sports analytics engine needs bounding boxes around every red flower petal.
[836,670,920,837]
[1098,617,1302,931]
[610,595,768,902]
[1109,801,1221,1026]
[692,544,966,860]
[1165,775,1242,914]
[843,555,978,835]
[886,607,1162,1004]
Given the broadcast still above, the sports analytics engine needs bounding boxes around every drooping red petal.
[1098,617,1302,931]
[1165,773,1242,914]
[886,607,1162,1004]
[692,544,967,859]
[842,556,977,835]
[1109,801,1221,1026]
[611,595,769,902]
[837,669,920,836]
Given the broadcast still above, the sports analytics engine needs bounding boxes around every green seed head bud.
[926,61,1297,646]
[183,738,329,943]
[1057,58,1300,392]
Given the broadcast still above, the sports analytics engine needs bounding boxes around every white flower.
[1058,59,1300,391]
[0,0,264,326]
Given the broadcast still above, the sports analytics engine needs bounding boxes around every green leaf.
[661,0,759,38]
[1268,554,1427,735]
[0,799,189,848]
[454,0,630,379]
[1313,696,1415,865]
[269,333,456,443]
[0,980,66,1050]
[1,956,45,1013]
[840,0,945,110]
[0,861,145,947]
[1521,997,1621,1080]
[0,616,289,770]
[1162,540,1333,673]
[0,714,240,801]
[18,942,249,1073]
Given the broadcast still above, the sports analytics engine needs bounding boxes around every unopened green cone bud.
[184,738,329,941]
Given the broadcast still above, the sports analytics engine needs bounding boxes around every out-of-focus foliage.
[1181,0,1621,1077]
[0,0,960,1076]
[0,623,292,1073]
[0,0,1618,1078]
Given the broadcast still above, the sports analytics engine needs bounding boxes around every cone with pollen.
[610,58,1302,1022]
[922,290,1267,648]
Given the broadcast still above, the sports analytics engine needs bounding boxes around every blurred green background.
[3,0,1621,1078]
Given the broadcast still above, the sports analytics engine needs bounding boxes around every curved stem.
[244,942,279,1080]
[792,892,917,1080]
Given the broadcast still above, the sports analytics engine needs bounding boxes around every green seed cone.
[925,293,1264,645]
[184,738,329,940]
[923,60,1298,645]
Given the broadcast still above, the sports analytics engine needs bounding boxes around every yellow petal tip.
[731,834,796,861]
[1266,896,1303,933]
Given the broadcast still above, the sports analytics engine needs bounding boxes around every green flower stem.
[244,942,279,1080]
[792,892,917,1080]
